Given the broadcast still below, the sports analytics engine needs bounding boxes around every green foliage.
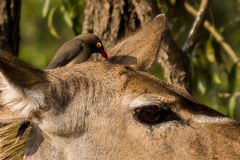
[42,0,86,36]
[157,0,240,120]
[19,0,76,68]
[19,0,86,68]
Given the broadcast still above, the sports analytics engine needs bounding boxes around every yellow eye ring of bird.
[96,42,102,48]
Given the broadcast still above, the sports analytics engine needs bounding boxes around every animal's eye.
[96,42,102,48]
[133,105,181,125]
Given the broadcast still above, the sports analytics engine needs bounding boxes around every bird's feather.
[47,39,84,69]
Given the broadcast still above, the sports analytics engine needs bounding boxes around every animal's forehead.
[50,61,129,83]
[49,61,182,96]
[48,61,221,116]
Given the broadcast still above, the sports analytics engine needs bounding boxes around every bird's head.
[79,33,108,59]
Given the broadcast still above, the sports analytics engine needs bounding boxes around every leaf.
[212,39,223,64]
[228,96,236,118]
[213,73,222,85]
[59,0,74,27]
[47,7,60,38]
[228,63,238,93]
[63,12,73,27]
[205,37,216,63]
[198,80,206,95]
[42,0,50,17]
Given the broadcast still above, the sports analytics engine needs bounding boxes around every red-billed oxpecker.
[47,33,108,69]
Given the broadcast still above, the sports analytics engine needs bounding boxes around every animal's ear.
[109,14,167,71]
[0,53,48,122]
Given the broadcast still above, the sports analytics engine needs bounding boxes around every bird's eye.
[96,42,102,48]
[133,105,181,125]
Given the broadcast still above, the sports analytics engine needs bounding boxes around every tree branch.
[184,2,239,64]
[218,92,240,98]
[183,0,211,55]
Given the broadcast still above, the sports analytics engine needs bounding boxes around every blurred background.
[19,0,240,120]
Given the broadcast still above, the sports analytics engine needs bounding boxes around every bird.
[17,33,108,138]
[47,33,108,69]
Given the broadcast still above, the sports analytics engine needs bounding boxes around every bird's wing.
[47,39,84,69]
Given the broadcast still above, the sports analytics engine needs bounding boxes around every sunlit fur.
[0,73,44,118]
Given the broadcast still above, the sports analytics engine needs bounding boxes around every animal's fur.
[0,122,30,160]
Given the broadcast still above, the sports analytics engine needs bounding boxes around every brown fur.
[0,15,240,160]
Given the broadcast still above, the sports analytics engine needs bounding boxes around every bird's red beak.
[100,50,108,59]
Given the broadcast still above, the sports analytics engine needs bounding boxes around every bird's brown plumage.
[47,33,108,69]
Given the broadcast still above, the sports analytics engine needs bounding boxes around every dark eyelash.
[133,104,181,125]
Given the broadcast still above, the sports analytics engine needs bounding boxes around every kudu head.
[0,15,240,160]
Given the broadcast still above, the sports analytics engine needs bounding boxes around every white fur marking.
[0,73,44,117]
[128,94,176,109]
[193,115,235,123]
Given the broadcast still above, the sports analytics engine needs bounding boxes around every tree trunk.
[82,0,190,90]
[0,0,21,56]
[158,30,191,90]
[82,0,158,48]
